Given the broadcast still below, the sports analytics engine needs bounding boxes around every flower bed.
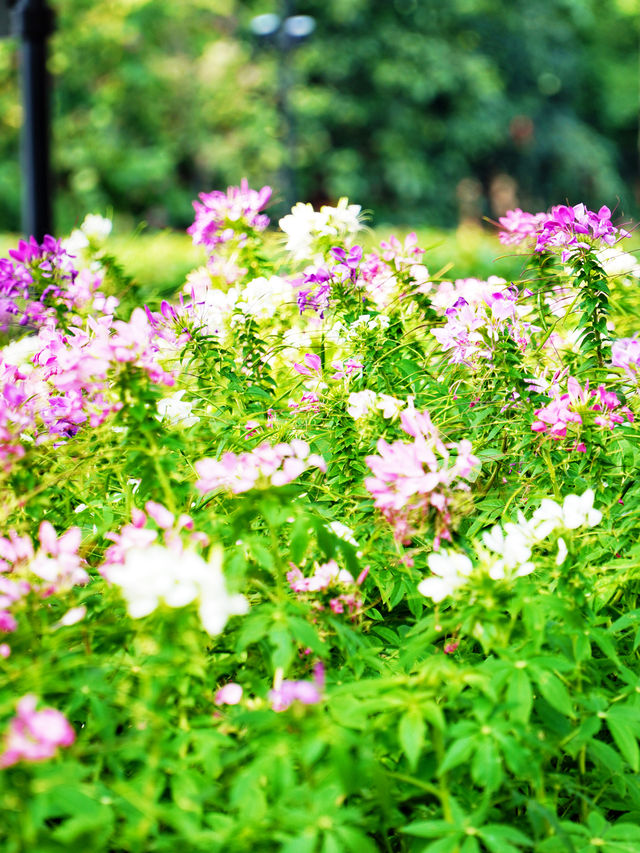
[1,186,640,851]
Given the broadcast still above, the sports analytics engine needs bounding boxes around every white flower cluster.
[234,275,293,320]
[418,489,602,602]
[64,214,113,253]
[326,313,390,346]
[156,390,200,429]
[347,390,404,421]
[184,275,292,340]
[104,544,249,636]
[279,198,363,261]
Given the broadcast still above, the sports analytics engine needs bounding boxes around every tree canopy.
[0,0,637,231]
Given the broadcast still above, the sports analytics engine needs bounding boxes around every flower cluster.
[359,232,430,309]
[194,439,326,495]
[287,559,367,616]
[279,198,362,261]
[102,504,247,636]
[497,208,548,247]
[0,522,86,657]
[269,662,325,712]
[365,405,479,545]
[0,695,75,767]
[347,390,404,421]
[535,204,630,261]
[188,180,271,253]
[532,376,633,446]
[431,287,537,367]
[418,489,602,602]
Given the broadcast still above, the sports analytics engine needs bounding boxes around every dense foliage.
[0,0,638,230]
[1,183,640,851]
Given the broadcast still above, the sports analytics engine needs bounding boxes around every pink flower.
[532,377,633,442]
[535,203,630,261]
[0,695,75,767]
[269,662,325,712]
[293,353,321,375]
[214,683,243,706]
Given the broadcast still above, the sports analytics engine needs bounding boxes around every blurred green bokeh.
[0,0,637,234]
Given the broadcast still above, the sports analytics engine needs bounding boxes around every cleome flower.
[195,440,326,495]
[0,695,75,767]
[417,489,602,603]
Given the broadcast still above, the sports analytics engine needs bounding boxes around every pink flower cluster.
[0,235,115,333]
[359,232,430,309]
[0,523,86,657]
[0,695,75,767]
[431,289,536,367]
[497,204,630,262]
[188,180,272,253]
[612,337,640,381]
[365,406,479,546]
[287,559,367,616]
[269,662,324,713]
[535,204,630,261]
[532,376,633,445]
[102,502,206,568]
[497,209,548,247]
[195,440,326,495]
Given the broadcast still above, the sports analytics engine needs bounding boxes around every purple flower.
[331,245,363,284]
[534,203,630,262]
[188,179,272,253]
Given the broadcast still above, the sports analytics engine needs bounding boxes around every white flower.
[347,390,377,420]
[561,490,602,529]
[81,213,112,243]
[236,276,292,319]
[279,198,362,261]
[596,247,640,281]
[482,524,535,580]
[418,551,473,602]
[532,489,602,533]
[376,394,404,420]
[104,545,248,636]
[1,336,41,370]
[327,521,359,547]
[156,390,199,428]
[556,537,568,566]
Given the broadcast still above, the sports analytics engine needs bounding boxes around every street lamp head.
[283,15,315,40]
[250,13,281,38]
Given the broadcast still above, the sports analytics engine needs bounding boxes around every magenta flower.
[0,695,75,768]
[293,352,322,375]
[535,203,630,262]
[188,180,271,253]
[269,662,325,712]
[532,376,633,442]
[497,208,547,247]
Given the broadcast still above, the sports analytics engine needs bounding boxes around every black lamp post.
[250,5,315,214]
[1,0,55,240]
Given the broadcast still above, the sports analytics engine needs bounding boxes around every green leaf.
[533,671,574,717]
[506,670,533,724]
[480,824,533,850]
[288,616,325,654]
[401,819,456,838]
[399,707,426,770]
[606,716,639,772]
[471,738,502,792]
[438,736,476,775]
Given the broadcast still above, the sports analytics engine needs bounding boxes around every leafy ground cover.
[1,188,640,852]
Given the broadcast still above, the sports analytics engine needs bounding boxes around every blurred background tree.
[0,0,637,233]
